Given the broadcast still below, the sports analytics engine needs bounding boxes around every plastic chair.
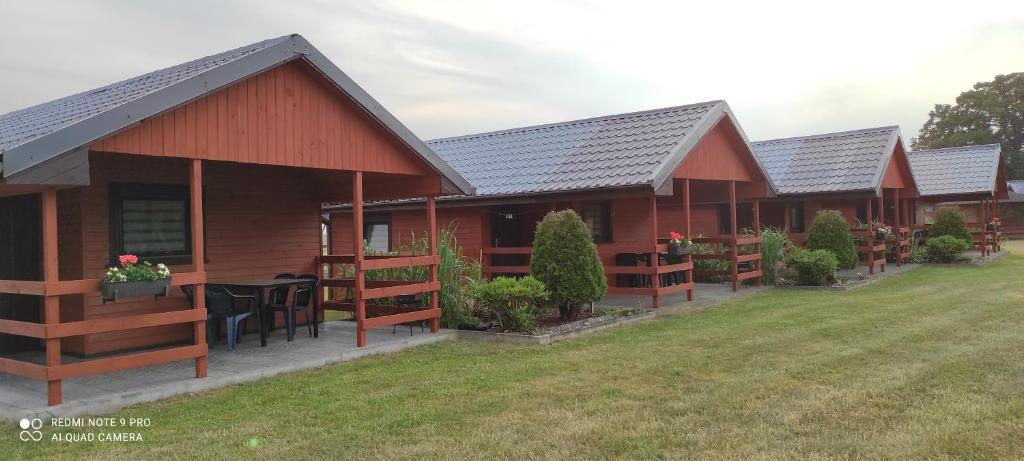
[270,275,317,341]
[265,273,296,331]
[205,285,260,351]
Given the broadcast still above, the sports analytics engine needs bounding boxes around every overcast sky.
[2,0,1023,142]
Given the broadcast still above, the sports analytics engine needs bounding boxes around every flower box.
[668,244,692,257]
[101,278,171,303]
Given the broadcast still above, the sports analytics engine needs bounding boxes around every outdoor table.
[206,278,316,347]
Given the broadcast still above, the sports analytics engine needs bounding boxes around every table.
[206,278,318,346]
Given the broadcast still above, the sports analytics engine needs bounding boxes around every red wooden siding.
[91,60,433,177]
[673,117,763,183]
[63,153,323,355]
[331,206,486,259]
[881,143,914,191]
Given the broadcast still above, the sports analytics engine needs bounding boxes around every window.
[789,202,805,233]
[581,201,612,243]
[364,214,391,253]
[109,183,195,265]
[856,201,868,224]
[718,204,732,235]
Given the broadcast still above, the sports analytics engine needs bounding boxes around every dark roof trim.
[649,101,777,195]
[0,34,473,195]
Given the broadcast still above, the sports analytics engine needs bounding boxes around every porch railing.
[691,236,763,291]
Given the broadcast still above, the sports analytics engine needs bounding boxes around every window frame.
[789,202,805,233]
[363,213,392,253]
[108,182,200,266]
[580,201,613,244]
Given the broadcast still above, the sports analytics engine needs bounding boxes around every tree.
[928,208,972,243]
[805,210,858,270]
[529,210,607,320]
[912,72,1024,179]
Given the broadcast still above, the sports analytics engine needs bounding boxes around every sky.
[1,0,1022,143]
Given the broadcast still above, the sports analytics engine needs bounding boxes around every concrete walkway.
[0,321,454,422]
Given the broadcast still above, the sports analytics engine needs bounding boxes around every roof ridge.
[426,100,723,145]
[752,125,900,145]
[908,143,1002,155]
[0,35,293,122]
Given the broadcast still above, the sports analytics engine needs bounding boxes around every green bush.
[929,208,972,242]
[473,276,549,332]
[530,210,607,320]
[805,210,858,269]
[784,248,838,286]
[436,227,483,330]
[759,227,794,285]
[926,235,970,263]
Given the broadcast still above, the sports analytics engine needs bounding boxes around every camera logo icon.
[19,418,43,442]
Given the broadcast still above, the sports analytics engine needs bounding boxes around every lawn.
[4,243,1024,460]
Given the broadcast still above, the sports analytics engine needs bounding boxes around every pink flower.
[119,254,139,266]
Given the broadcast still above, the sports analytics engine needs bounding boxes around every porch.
[0,320,452,421]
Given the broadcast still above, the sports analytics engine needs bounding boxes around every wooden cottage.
[0,35,473,405]
[328,102,777,308]
[907,144,1008,253]
[751,127,918,274]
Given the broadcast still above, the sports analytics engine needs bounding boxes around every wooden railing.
[691,236,763,291]
[481,243,697,307]
[0,272,208,404]
[318,253,441,340]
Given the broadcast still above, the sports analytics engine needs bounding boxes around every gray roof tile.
[907,144,1001,197]
[426,102,726,197]
[751,126,901,195]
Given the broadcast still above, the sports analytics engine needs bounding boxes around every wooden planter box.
[668,245,692,257]
[101,278,171,303]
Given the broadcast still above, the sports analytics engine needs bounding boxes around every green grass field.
[4,243,1023,460]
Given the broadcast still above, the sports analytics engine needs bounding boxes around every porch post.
[682,179,693,301]
[352,171,367,347]
[752,198,762,287]
[189,159,208,378]
[427,195,440,332]
[894,187,901,266]
[866,196,874,275]
[729,181,738,291]
[41,189,62,405]
[649,194,660,309]
[877,189,884,224]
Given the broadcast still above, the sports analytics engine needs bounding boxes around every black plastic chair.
[392,294,426,336]
[265,273,297,331]
[270,275,317,341]
[205,285,260,352]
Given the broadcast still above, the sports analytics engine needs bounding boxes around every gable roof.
[425,101,773,198]
[907,144,1002,197]
[0,34,473,194]
[751,126,904,196]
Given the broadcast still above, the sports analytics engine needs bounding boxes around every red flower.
[670,231,683,240]
[118,254,139,266]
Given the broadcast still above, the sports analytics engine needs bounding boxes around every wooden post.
[352,172,367,347]
[866,196,874,275]
[730,181,738,291]
[41,189,62,405]
[427,195,440,332]
[894,188,901,266]
[682,179,693,301]
[649,194,660,309]
[752,199,762,287]
[189,160,208,378]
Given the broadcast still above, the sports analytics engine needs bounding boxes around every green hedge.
[805,210,858,269]
[926,235,970,263]
[784,248,838,286]
[473,276,549,332]
[530,210,606,320]
[929,208,972,242]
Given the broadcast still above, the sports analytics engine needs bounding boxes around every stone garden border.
[457,310,658,346]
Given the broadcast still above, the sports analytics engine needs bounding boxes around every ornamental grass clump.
[805,210,858,269]
[929,208,972,242]
[473,276,549,332]
[759,227,794,285]
[529,210,606,321]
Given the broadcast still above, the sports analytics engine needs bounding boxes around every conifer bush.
[529,210,607,320]
[805,210,858,269]
[928,208,972,242]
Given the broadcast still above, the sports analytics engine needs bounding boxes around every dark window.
[718,204,732,235]
[789,202,805,233]
[109,183,196,265]
[856,201,868,224]
[581,201,612,243]
[364,214,391,253]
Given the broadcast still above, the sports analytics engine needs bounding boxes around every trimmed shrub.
[928,208,972,242]
[760,227,794,285]
[473,276,549,332]
[805,210,858,269]
[530,210,607,320]
[784,248,838,286]
[926,235,970,263]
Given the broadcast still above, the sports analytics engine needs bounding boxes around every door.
[0,194,43,354]
[489,205,529,269]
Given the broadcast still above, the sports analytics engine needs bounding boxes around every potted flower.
[873,222,894,241]
[987,216,1001,232]
[101,254,172,303]
[667,231,692,256]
